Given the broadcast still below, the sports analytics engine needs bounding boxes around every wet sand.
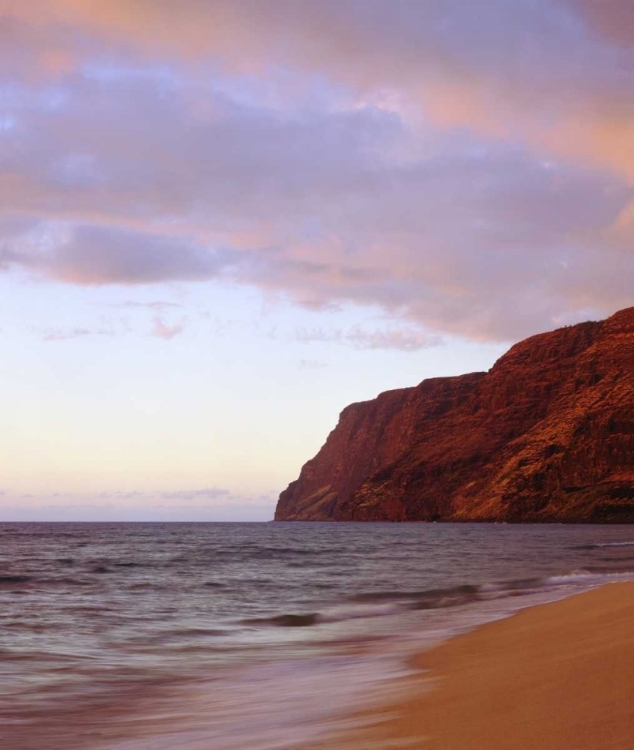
[322,582,634,750]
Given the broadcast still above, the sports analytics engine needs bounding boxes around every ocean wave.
[0,575,32,585]
[239,567,634,631]
[573,541,634,550]
[90,565,111,574]
[242,613,321,628]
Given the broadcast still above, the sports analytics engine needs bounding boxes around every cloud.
[572,0,634,47]
[2,80,631,338]
[1,1,633,341]
[159,487,231,501]
[0,500,274,521]
[346,328,442,352]
[104,300,184,311]
[100,490,146,500]
[299,359,328,370]
[151,314,187,340]
[6,0,634,177]
[295,326,441,351]
[42,326,115,341]
[6,225,238,285]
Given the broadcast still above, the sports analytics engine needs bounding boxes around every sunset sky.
[1,0,633,520]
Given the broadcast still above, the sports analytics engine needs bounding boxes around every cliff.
[275,307,634,522]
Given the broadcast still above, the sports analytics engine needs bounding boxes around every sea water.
[2,521,634,749]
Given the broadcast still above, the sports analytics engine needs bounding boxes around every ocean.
[2,521,634,749]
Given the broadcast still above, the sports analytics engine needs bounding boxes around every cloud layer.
[1,0,633,340]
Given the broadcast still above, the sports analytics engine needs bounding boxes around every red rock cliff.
[275,307,634,522]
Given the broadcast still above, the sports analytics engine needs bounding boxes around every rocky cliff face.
[275,307,634,522]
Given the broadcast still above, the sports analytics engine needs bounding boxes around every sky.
[1,0,633,521]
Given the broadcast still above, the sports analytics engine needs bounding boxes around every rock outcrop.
[275,307,634,522]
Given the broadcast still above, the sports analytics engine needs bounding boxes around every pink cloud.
[151,314,187,340]
[7,1,634,177]
[573,0,634,46]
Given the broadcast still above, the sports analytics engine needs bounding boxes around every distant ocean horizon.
[2,522,634,749]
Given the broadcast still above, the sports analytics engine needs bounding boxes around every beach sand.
[318,582,634,750]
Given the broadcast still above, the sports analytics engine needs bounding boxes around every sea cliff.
[275,307,634,522]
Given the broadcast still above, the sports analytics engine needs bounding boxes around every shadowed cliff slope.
[275,307,634,522]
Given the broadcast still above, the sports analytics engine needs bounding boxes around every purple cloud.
[1,1,632,341]
[34,226,236,285]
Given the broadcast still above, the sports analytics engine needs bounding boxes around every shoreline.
[314,582,634,750]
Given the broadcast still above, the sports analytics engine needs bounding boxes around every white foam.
[545,570,634,586]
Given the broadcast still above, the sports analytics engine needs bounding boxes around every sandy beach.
[324,582,634,750]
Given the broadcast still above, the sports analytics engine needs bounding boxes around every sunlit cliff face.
[0,1,632,518]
